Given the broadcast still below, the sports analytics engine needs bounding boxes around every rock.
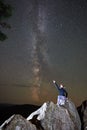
[27,100,81,130]
[0,114,37,130]
[77,100,87,130]
[0,99,81,130]
[27,102,47,121]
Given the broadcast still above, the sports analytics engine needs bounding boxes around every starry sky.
[0,0,87,106]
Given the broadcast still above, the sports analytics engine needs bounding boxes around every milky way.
[30,0,49,101]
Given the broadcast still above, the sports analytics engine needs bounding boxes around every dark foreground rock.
[77,100,87,130]
[0,99,81,130]
[0,115,36,130]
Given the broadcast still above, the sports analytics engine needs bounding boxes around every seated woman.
[53,80,68,106]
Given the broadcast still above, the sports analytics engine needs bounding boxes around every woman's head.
[60,84,64,88]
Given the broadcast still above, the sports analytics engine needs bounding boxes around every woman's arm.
[53,80,60,91]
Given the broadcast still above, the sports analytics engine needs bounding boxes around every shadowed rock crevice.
[77,100,87,130]
[29,115,44,130]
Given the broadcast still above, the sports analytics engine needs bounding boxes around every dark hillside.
[0,104,40,125]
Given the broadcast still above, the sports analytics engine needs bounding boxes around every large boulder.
[27,100,81,130]
[0,114,37,130]
[77,100,87,130]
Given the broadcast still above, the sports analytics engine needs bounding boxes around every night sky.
[0,0,87,106]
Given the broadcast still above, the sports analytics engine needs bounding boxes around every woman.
[53,80,68,106]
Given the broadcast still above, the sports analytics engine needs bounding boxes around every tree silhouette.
[0,0,12,41]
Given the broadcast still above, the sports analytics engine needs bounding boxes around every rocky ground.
[0,99,82,130]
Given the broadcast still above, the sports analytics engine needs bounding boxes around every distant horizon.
[0,96,86,107]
